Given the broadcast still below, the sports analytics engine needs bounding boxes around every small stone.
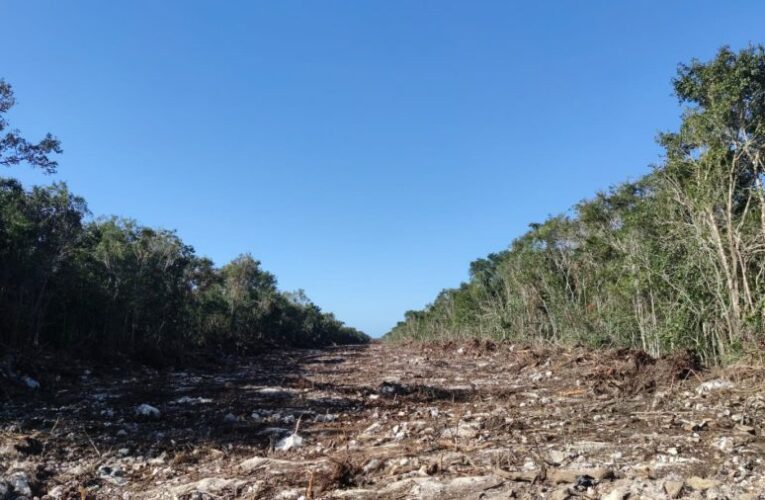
[735,424,755,435]
[549,487,572,500]
[548,467,614,484]
[547,449,569,465]
[275,433,303,451]
[696,379,734,394]
[135,403,161,418]
[686,476,721,490]
[21,375,40,390]
[223,413,238,423]
[683,419,710,432]
[315,413,337,422]
[378,382,408,396]
[363,458,382,473]
[716,436,734,453]
[47,485,65,499]
[575,475,595,489]
[361,422,381,437]
[663,480,684,498]
[9,472,32,497]
[601,486,630,500]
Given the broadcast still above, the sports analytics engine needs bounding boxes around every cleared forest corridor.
[2,341,765,499]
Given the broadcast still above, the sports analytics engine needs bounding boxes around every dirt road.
[2,341,764,498]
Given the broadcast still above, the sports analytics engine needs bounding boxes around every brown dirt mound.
[586,348,701,395]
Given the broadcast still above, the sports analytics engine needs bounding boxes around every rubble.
[2,342,765,498]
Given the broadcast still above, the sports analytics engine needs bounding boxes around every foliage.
[0,180,368,358]
[386,46,765,365]
[0,79,62,173]
[0,81,368,360]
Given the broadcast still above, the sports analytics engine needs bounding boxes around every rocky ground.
[2,341,765,499]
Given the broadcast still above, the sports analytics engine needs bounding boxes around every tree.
[658,45,765,359]
[386,46,765,364]
[0,79,62,173]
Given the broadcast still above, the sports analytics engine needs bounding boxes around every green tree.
[0,79,62,173]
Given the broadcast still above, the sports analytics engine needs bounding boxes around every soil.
[2,341,765,499]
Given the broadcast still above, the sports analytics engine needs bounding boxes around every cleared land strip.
[2,342,765,498]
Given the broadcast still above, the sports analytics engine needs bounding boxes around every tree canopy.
[386,46,765,365]
[0,79,62,173]
[0,79,368,362]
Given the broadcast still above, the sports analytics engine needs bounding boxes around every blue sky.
[3,1,764,337]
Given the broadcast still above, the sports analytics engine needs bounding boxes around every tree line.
[0,79,368,362]
[386,46,765,365]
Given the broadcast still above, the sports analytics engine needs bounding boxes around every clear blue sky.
[3,1,764,337]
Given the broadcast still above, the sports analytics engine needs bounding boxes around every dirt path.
[2,342,765,499]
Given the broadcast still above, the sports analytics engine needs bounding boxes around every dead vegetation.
[2,342,765,499]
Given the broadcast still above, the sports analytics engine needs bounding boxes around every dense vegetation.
[387,46,765,365]
[0,80,368,362]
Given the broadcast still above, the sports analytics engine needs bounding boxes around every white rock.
[697,379,735,394]
[98,464,127,485]
[258,387,295,398]
[47,485,65,499]
[547,449,570,465]
[273,489,303,500]
[275,433,303,451]
[363,458,383,473]
[22,375,40,390]
[361,422,382,436]
[174,396,212,404]
[169,477,246,497]
[716,436,735,453]
[602,487,630,500]
[135,404,161,418]
[10,472,32,497]
[223,413,238,423]
[315,413,337,422]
